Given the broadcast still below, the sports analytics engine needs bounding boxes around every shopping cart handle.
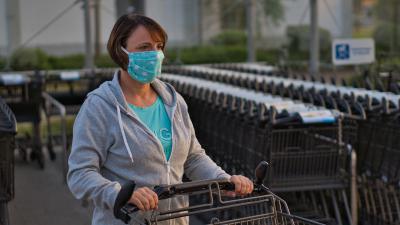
[115,179,235,224]
[255,161,269,185]
[114,181,136,224]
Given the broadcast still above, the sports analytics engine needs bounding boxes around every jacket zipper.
[167,104,176,225]
[121,101,177,224]
[124,103,176,222]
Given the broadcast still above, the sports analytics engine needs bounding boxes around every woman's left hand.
[229,175,254,196]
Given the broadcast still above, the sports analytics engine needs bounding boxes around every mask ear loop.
[121,46,129,54]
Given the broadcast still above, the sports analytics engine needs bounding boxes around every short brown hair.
[107,14,168,70]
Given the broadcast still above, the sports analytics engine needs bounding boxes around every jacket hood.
[88,70,177,113]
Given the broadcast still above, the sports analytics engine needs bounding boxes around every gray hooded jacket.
[67,71,231,225]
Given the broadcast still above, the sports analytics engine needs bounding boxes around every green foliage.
[209,30,247,46]
[373,23,398,53]
[206,0,284,30]
[0,56,5,70]
[374,0,399,24]
[48,54,84,70]
[6,46,281,71]
[262,0,284,25]
[180,46,247,64]
[166,46,279,65]
[95,54,117,68]
[8,49,117,70]
[286,25,332,62]
[10,48,51,70]
[379,57,400,71]
[256,49,279,64]
[218,0,246,29]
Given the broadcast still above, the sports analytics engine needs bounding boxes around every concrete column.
[309,0,319,76]
[246,0,256,62]
[341,0,353,38]
[5,0,21,54]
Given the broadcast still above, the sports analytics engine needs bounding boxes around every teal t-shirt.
[128,96,172,161]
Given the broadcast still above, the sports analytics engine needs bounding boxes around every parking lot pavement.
[8,150,91,225]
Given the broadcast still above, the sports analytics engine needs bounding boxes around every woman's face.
[125,25,164,53]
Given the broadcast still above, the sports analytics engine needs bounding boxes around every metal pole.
[350,148,358,225]
[83,0,94,69]
[341,0,353,37]
[4,0,21,71]
[392,0,399,54]
[309,0,319,76]
[4,0,11,71]
[198,0,203,45]
[246,0,256,62]
[94,0,101,57]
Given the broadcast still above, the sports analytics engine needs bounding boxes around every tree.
[261,0,284,25]
[374,0,400,53]
[207,0,285,30]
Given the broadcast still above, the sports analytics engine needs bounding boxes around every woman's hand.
[230,175,254,196]
[128,187,159,211]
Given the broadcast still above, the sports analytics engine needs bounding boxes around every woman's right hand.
[128,187,159,211]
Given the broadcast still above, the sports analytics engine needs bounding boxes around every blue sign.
[335,44,350,60]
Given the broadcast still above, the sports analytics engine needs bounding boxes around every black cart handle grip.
[114,161,269,224]
[113,181,137,224]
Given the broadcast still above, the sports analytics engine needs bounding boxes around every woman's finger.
[136,191,151,211]
[249,179,254,192]
[235,176,244,195]
[141,189,156,210]
[243,177,252,194]
[144,188,158,209]
[131,195,145,211]
[240,177,249,195]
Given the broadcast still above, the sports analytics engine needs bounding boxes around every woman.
[67,13,253,225]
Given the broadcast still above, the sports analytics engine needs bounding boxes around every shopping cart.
[114,162,324,225]
[0,71,45,168]
[0,97,17,225]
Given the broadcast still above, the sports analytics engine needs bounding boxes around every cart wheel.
[37,153,45,170]
[210,217,220,224]
[47,143,56,161]
[30,150,37,161]
[17,143,28,162]
[0,202,10,225]
[31,149,45,169]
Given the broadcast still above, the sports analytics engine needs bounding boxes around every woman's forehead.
[127,25,163,45]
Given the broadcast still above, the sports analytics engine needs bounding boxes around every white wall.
[259,0,349,47]
[0,0,117,56]
[145,0,200,47]
[0,0,200,55]
[145,0,186,46]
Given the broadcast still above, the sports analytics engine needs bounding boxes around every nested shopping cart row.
[161,74,356,225]
[0,69,114,170]
[163,64,400,225]
[164,65,400,177]
[210,62,400,95]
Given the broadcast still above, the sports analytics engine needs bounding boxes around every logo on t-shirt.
[152,128,172,142]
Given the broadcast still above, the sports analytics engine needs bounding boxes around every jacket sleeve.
[67,95,121,210]
[178,94,232,181]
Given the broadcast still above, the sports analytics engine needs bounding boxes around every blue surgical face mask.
[121,47,164,84]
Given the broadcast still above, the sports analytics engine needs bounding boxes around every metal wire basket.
[0,97,17,202]
[115,162,325,225]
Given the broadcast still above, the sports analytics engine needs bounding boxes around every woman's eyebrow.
[136,42,152,47]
